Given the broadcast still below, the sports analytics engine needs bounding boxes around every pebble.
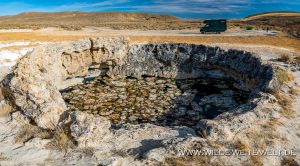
[128,115,138,122]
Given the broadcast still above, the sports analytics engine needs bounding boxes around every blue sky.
[0,0,299,18]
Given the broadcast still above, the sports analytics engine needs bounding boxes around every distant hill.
[0,12,200,30]
[1,11,299,36]
[231,11,300,38]
[0,12,181,23]
[245,11,300,19]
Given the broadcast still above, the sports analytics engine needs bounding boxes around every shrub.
[279,54,292,62]
[246,26,254,30]
[46,127,76,153]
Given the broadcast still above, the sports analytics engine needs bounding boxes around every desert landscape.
[0,11,300,166]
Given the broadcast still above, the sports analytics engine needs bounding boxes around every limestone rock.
[69,111,111,148]
[1,37,129,129]
[144,148,167,162]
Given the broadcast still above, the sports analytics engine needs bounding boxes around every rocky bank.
[0,37,287,165]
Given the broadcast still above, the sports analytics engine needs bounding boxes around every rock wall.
[1,37,277,131]
[115,44,275,92]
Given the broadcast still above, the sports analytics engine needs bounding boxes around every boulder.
[69,111,111,148]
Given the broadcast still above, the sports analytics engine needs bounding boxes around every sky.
[0,0,299,18]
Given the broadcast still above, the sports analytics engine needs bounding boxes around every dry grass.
[264,118,288,142]
[46,127,76,153]
[164,118,287,166]
[234,139,251,152]
[111,149,130,158]
[272,69,296,118]
[279,54,292,62]
[163,156,228,166]
[281,157,299,166]
[206,140,222,149]
[15,123,52,144]
[266,118,283,126]
[0,12,199,31]
[0,105,12,117]
[244,12,300,21]
[246,131,272,150]
[163,156,211,166]
[265,119,289,142]
[0,88,4,100]
[234,11,300,38]
[0,152,8,161]
[249,156,263,166]
[16,121,76,153]
[197,128,209,139]
[15,123,37,143]
[245,120,285,150]
[0,102,13,118]
[273,92,295,118]
[290,87,300,95]
[276,69,294,88]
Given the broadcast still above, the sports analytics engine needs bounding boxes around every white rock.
[144,148,167,162]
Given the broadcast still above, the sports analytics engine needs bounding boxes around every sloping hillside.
[0,12,200,30]
[244,11,300,20]
[0,12,181,23]
[232,11,300,38]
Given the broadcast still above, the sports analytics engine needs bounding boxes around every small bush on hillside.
[279,54,292,62]
[46,127,76,153]
[246,26,254,30]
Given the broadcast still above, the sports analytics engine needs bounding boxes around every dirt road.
[0,27,299,51]
[0,27,299,70]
